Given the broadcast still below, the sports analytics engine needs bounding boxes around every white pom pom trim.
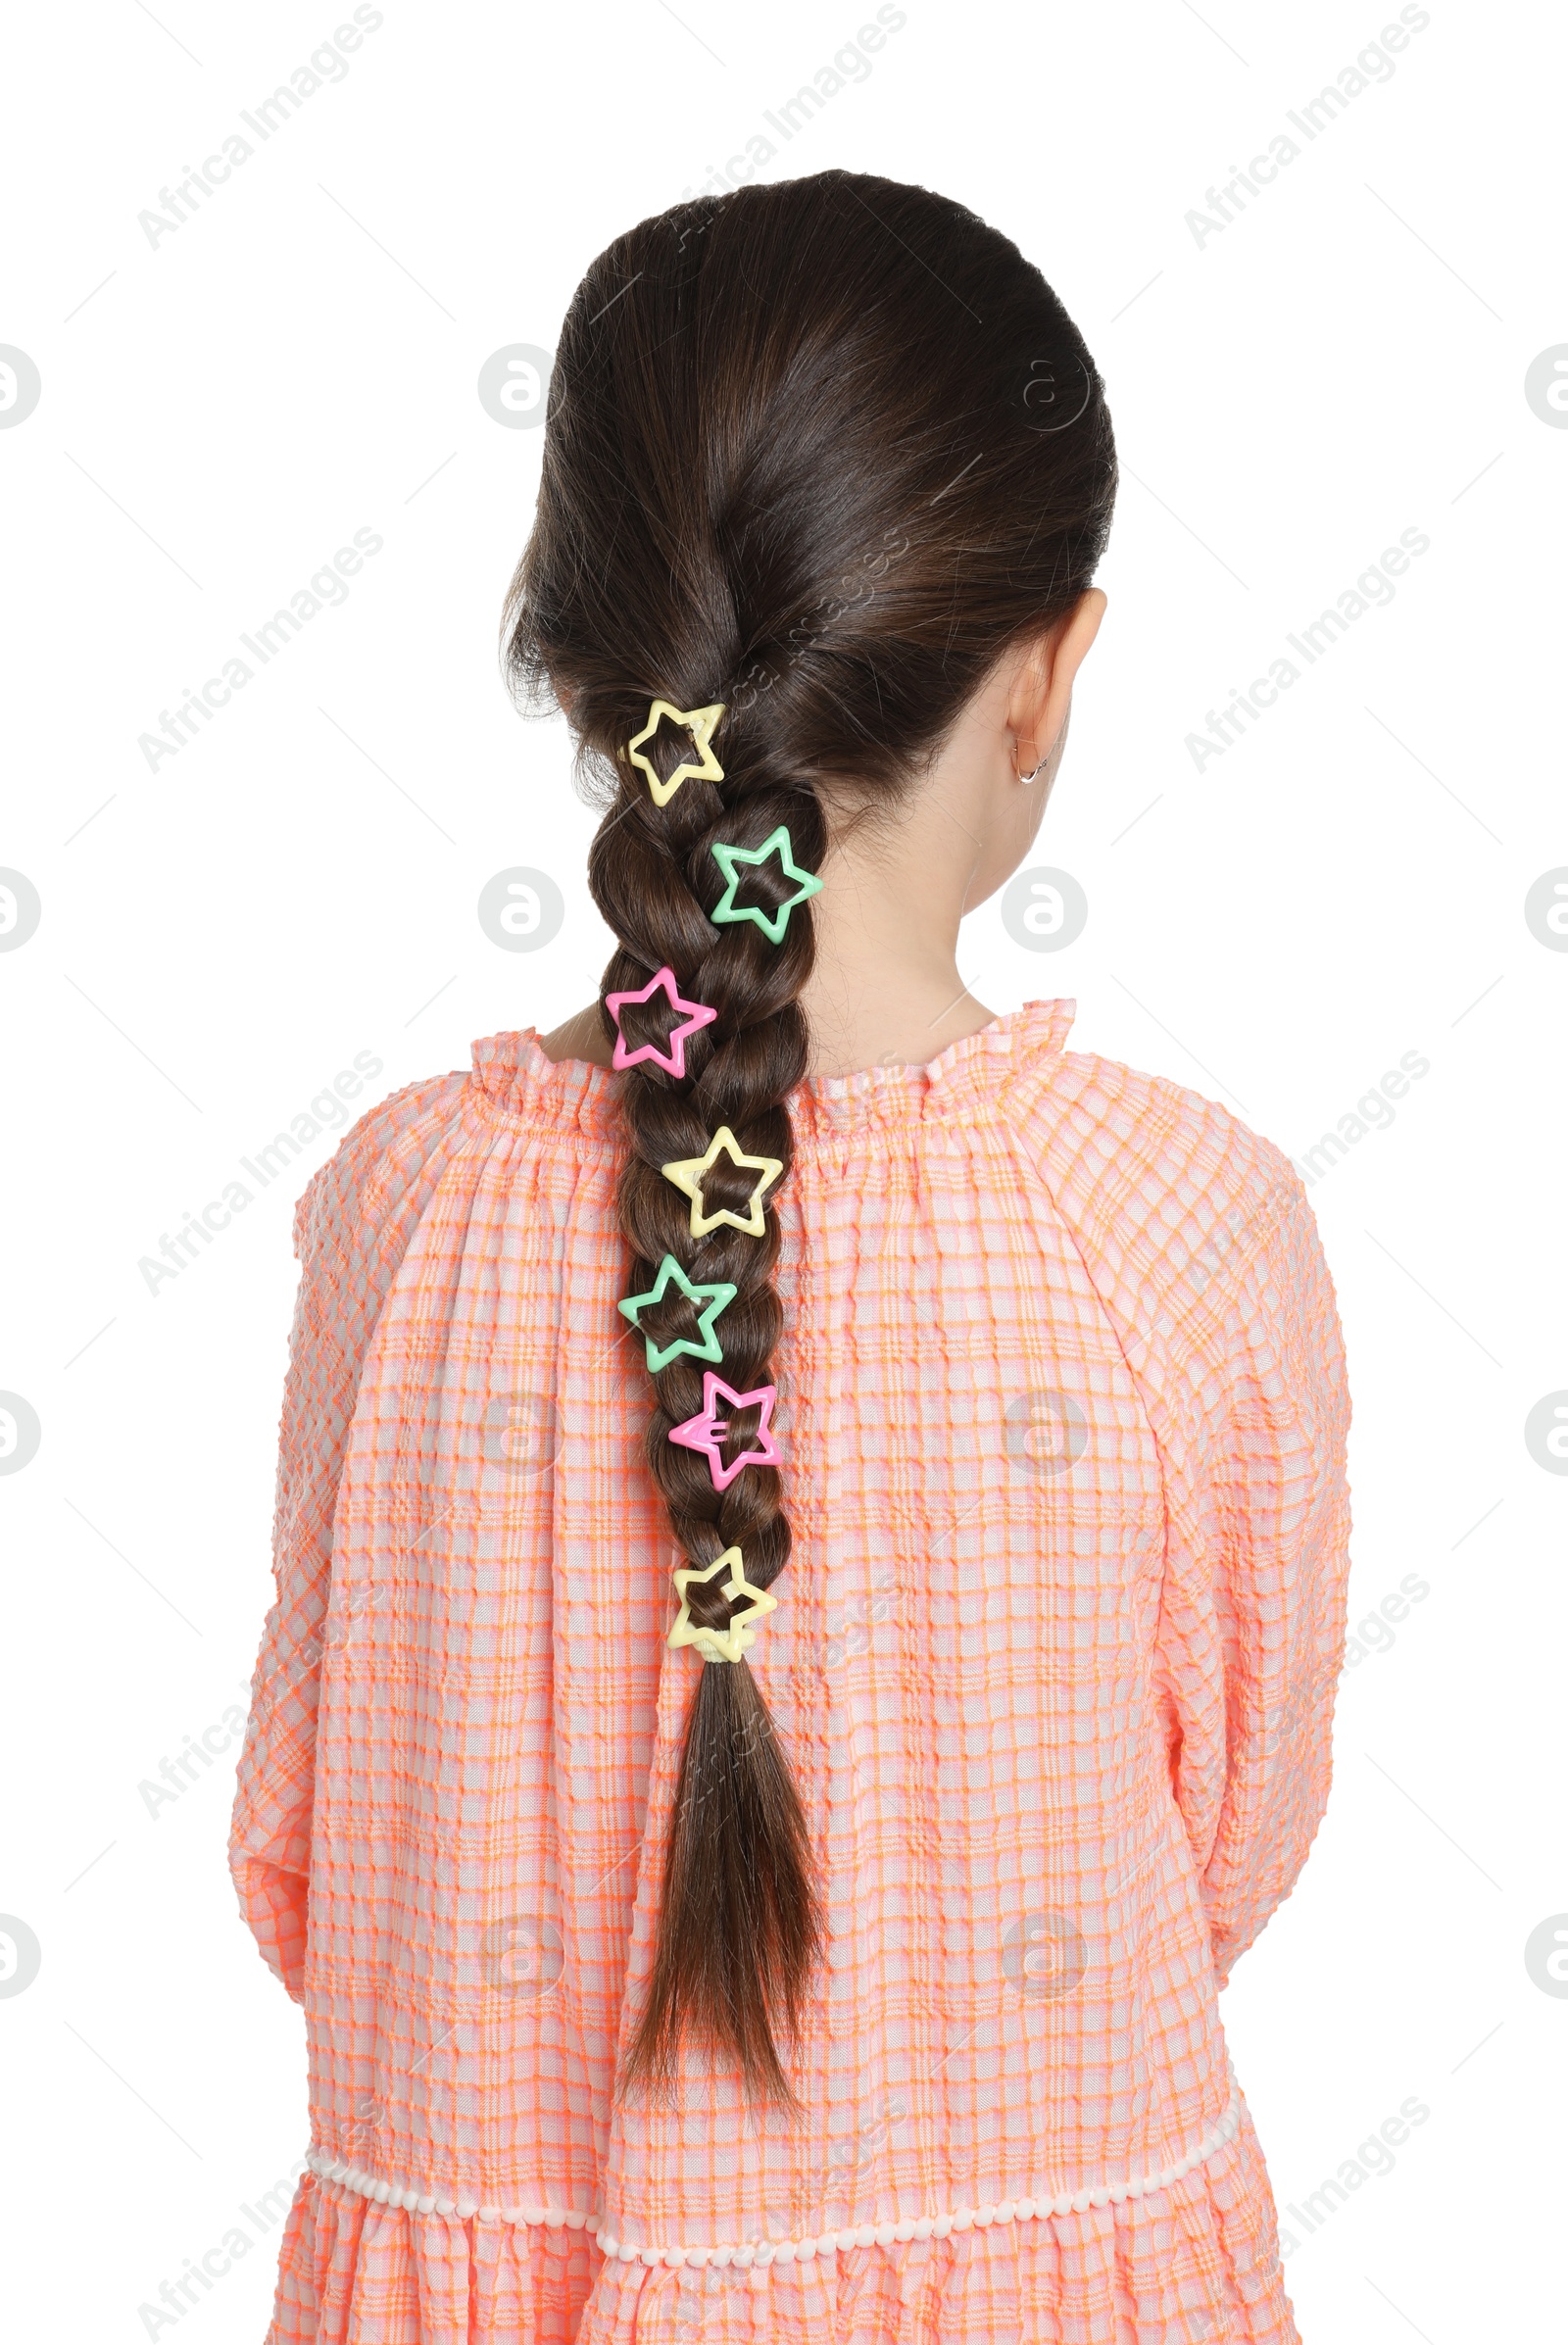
[303,2081,1241,2272]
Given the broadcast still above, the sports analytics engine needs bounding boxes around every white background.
[2,1,1564,2337]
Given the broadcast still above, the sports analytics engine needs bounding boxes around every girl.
[231,171,1350,2345]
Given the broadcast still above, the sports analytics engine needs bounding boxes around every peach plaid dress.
[230,999,1351,2345]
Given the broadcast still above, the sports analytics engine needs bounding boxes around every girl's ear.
[1007,590,1106,778]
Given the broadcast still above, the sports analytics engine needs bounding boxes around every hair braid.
[589,711,825,2102]
[502,169,1116,2107]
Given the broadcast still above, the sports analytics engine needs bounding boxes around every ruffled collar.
[467,1001,1075,1144]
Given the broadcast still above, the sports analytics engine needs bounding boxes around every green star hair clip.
[617,1253,737,1373]
[709,824,823,945]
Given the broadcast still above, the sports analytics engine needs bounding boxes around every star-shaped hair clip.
[668,1372,779,1491]
[626,700,725,808]
[710,825,823,945]
[617,1253,736,1373]
[668,1545,779,1663]
[661,1125,784,1239]
[606,966,718,1080]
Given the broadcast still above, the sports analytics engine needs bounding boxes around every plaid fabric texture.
[229,1000,1352,2343]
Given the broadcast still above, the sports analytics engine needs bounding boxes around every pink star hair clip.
[606,966,717,1080]
[668,1371,779,1491]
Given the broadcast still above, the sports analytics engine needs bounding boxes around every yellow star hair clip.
[626,699,725,808]
[668,1546,779,1664]
[661,1125,784,1239]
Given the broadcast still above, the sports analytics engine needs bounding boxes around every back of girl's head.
[504,169,1115,2106]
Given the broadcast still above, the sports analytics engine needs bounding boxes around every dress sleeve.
[1169,1177,1353,1985]
[226,1074,466,1998]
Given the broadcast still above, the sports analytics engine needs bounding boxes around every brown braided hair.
[502,171,1116,2105]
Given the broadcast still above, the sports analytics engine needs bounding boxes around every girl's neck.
[539,820,996,1079]
[538,672,1077,1079]
[795,877,994,1077]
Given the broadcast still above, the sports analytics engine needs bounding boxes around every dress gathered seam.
[304,2072,1242,2268]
